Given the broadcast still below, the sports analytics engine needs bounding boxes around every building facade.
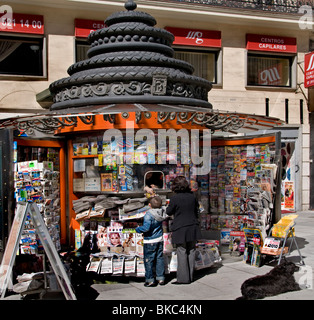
[0,0,312,215]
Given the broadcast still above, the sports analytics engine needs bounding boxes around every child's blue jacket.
[135,207,167,241]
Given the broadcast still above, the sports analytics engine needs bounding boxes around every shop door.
[280,139,299,212]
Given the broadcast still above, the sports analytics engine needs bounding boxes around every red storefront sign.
[165,26,221,48]
[75,18,105,38]
[0,12,44,34]
[246,34,297,53]
[304,51,314,88]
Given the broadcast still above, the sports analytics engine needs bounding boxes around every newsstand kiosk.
[0,0,284,297]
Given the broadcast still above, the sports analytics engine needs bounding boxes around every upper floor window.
[75,24,222,85]
[0,35,46,78]
[246,34,296,88]
[76,40,89,62]
[75,41,219,84]
[174,48,218,84]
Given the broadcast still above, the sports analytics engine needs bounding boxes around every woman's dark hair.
[171,176,191,193]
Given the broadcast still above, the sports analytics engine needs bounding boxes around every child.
[135,196,167,287]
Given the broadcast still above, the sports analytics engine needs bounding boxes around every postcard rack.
[261,221,305,265]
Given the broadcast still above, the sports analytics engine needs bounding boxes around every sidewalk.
[3,211,314,301]
[89,210,314,301]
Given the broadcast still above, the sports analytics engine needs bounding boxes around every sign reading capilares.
[103,121,211,176]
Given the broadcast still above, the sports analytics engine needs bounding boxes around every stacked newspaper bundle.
[73,195,149,221]
[73,195,121,220]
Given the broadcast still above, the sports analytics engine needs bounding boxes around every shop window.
[247,53,293,87]
[173,48,218,84]
[0,35,46,78]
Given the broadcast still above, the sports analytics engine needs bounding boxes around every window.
[75,41,219,84]
[0,35,45,78]
[247,53,293,87]
[174,48,218,84]
[76,40,89,62]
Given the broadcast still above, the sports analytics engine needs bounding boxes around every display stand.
[261,222,305,266]
[242,228,263,267]
[0,202,76,300]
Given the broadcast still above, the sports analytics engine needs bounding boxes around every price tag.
[263,237,281,250]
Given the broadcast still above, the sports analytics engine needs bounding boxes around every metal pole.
[285,99,289,124]
[265,98,269,117]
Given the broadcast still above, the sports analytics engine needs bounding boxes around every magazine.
[112,256,125,275]
[86,257,101,273]
[101,173,113,191]
[99,257,113,274]
[124,256,137,274]
[107,228,123,247]
[136,258,145,277]
[135,233,144,255]
[122,232,136,254]
[229,231,245,254]
[220,228,231,244]
[163,233,174,252]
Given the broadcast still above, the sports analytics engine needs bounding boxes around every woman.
[166,176,202,284]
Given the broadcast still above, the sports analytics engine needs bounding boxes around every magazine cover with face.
[108,231,123,247]
[122,232,136,254]
[97,222,108,248]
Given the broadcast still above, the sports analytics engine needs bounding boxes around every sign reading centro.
[75,18,106,38]
[246,34,297,53]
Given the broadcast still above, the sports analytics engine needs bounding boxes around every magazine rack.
[261,222,305,266]
[0,202,76,300]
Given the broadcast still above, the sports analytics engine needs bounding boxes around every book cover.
[101,173,113,191]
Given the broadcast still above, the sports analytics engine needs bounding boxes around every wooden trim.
[67,139,80,244]
[72,154,98,159]
[15,138,64,148]
[211,135,276,146]
[58,144,67,244]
